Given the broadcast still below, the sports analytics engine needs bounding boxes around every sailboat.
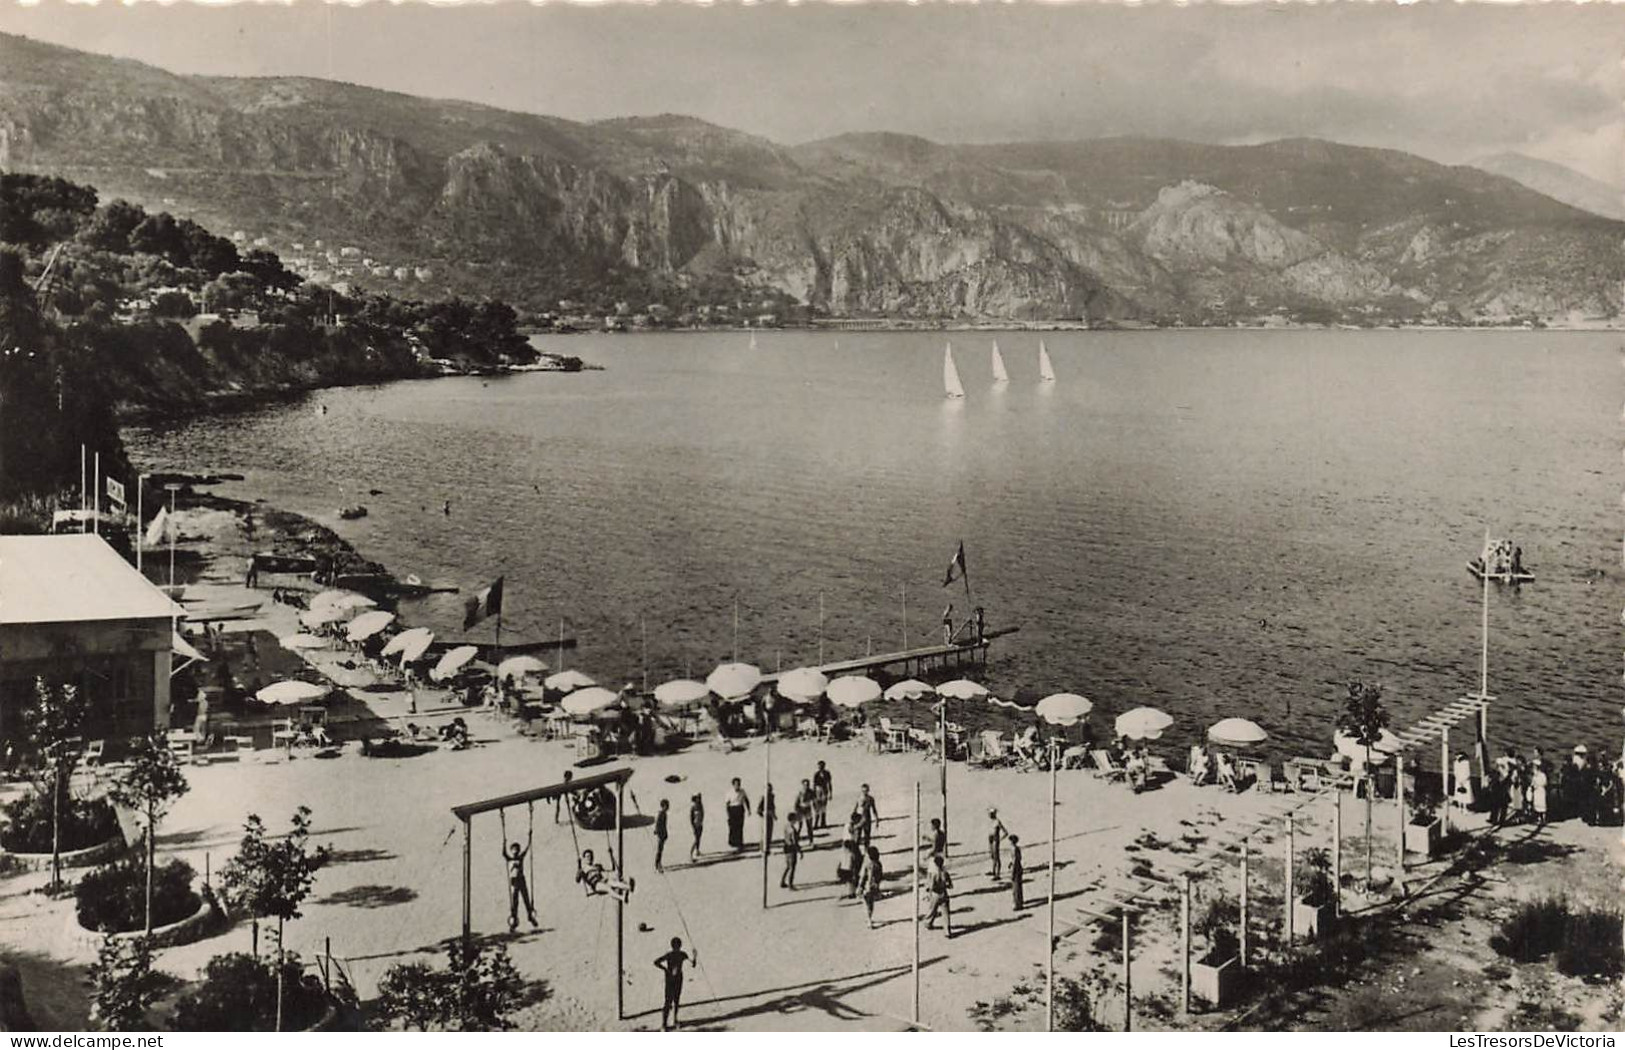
[943,344,966,399]
[991,340,1009,384]
[1038,340,1057,383]
[749,331,759,351]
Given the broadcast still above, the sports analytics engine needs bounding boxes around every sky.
[1,1,1621,186]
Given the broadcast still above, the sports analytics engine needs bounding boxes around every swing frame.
[451,767,635,1019]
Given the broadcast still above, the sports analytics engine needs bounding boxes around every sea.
[126,328,1625,762]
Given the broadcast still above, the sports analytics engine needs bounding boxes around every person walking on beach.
[795,779,817,844]
[812,761,833,830]
[653,799,670,873]
[854,784,879,846]
[1009,834,1026,911]
[841,815,864,898]
[688,793,705,862]
[987,809,1006,880]
[758,785,777,854]
[925,851,953,933]
[504,841,539,932]
[726,779,750,851]
[654,937,693,1031]
[928,817,947,859]
[781,812,803,889]
[859,844,884,928]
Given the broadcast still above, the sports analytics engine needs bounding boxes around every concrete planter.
[2,835,124,873]
[1404,818,1440,858]
[1190,954,1240,1008]
[1294,899,1337,940]
[71,880,219,950]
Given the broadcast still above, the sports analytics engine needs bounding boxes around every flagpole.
[901,583,908,650]
[641,615,648,693]
[93,452,100,536]
[80,445,86,532]
[135,474,144,573]
[733,598,739,664]
[818,593,825,666]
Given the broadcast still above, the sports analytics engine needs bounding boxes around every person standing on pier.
[987,809,1006,880]
[688,793,705,862]
[942,604,954,646]
[726,778,750,851]
[1008,834,1026,910]
[795,779,817,845]
[812,761,833,830]
[653,799,670,873]
[853,784,880,846]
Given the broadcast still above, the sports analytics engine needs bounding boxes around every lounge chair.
[1266,762,1291,793]
[1062,745,1089,770]
[974,730,1009,767]
[83,739,105,766]
[1089,750,1126,783]
[878,718,908,753]
[271,719,297,749]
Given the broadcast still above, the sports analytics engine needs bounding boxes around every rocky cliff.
[1,32,1618,324]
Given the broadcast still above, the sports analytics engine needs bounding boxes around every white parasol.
[299,606,350,630]
[279,633,327,651]
[882,679,933,702]
[706,662,762,700]
[1115,707,1174,741]
[256,680,329,705]
[382,627,434,664]
[1333,727,1403,766]
[1035,693,1094,727]
[562,686,622,716]
[654,679,710,708]
[1207,718,1270,748]
[936,679,990,701]
[496,655,549,682]
[346,610,396,643]
[777,667,830,704]
[430,645,481,682]
[828,676,883,708]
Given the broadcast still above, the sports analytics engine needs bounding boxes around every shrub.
[1555,910,1623,980]
[1053,976,1107,1032]
[88,934,165,1031]
[1490,898,1571,964]
[374,940,522,1032]
[1195,898,1240,963]
[0,793,119,853]
[1408,779,1442,826]
[171,952,327,1032]
[76,857,199,934]
[1298,847,1337,908]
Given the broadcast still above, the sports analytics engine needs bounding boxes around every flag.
[463,576,505,630]
[942,541,967,588]
[144,507,170,547]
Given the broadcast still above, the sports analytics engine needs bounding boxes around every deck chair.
[1090,750,1126,782]
[83,739,106,766]
[974,730,1008,767]
[1267,762,1291,793]
[878,718,908,753]
[1290,758,1323,792]
[271,719,297,749]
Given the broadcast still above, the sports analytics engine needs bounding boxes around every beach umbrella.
[777,667,829,704]
[256,680,328,705]
[299,606,350,629]
[1115,707,1174,741]
[882,679,933,702]
[311,590,375,614]
[1333,728,1402,765]
[279,633,327,651]
[706,662,762,700]
[431,645,481,683]
[937,679,990,701]
[1208,718,1269,748]
[545,669,597,694]
[562,686,621,717]
[496,655,549,682]
[1036,693,1094,727]
[346,610,396,642]
[654,679,710,708]
[828,676,883,708]
[383,627,435,664]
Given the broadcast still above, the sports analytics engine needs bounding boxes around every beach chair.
[226,735,256,759]
[1289,758,1323,792]
[271,719,297,749]
[83,739,105,766]
[878,718,908,753]
[972,730,1006,767]
[169,735,195,764]
[1266,762,1290,793]
[1062,745,1088,770]
[1089,750,1126,783]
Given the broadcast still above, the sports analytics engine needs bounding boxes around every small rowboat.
[1468,559,1534,584]
[338,505,368,520]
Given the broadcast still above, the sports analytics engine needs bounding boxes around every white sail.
[749,331,759,351]
[1038,340,1057,383]
[944,344,966,399]
[991,340,1009,384]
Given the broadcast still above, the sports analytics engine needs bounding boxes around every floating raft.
[1467,560,1534,584]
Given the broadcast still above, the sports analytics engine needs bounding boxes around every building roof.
[1,535,182,626]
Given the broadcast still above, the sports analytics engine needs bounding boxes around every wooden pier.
[759,626,1019,683]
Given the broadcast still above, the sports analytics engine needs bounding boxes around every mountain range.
[0,31,1619,325]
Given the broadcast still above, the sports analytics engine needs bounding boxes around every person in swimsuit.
[654,937,694,1030]
[504,841,538,931]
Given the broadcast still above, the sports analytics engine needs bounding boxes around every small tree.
[375,939,523,1032]
[1338,680,1390,884]
[1194,898,1240,964]
[22,676,88,887]
[106,738,189,934]
[218,807,329,1031]
[87,933,165,1031]
[1297,847,1336,908]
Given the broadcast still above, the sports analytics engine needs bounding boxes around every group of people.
[1186,743,1243,792]
[1483,745,1621,827]
[1480,538,1525,577]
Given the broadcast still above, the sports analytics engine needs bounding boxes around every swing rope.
[526,801,536,889]
[626,790,719,1005]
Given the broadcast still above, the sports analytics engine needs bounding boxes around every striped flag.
[942,541,967,588]
[462,576,505,630]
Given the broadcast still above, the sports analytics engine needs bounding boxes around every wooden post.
[1121,911,1132,1032]
[1285,813,1295,946]
[1396,752,1407,876]
[939,703,948,839]
[912,782,921,1026]
[1180,874,1192,1014]
[1441,726,1451,838]
[1046,740,1057,1033]
[616,780,625,1021]
[1239,837,1250,967]
[461,817,472,948]
[1333,792,1343,917]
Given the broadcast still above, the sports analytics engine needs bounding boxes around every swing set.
[451,767,636,1019]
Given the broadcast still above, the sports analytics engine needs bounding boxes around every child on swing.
[504,840,539,931]
[575,847,636,902]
